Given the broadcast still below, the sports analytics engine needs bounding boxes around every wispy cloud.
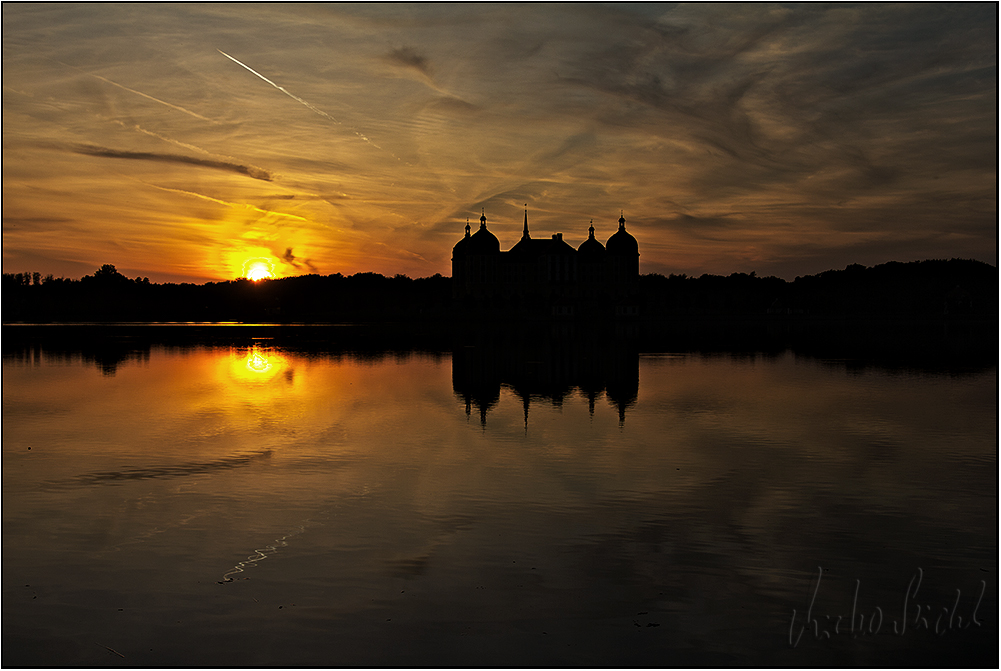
[2,3,994,282]
[54,60,213,121]
[114,121,213,156]
[217,49,388,152]
[139,182,308,222]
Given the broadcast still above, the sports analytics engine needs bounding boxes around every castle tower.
[452,210,500,303]
[605,213,639,298]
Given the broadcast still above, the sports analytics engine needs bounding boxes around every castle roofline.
[508,234,575,256]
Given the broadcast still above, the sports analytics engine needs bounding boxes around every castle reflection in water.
[4,324,640,425]
[451,323,639,426]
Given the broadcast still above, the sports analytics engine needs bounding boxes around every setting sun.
[244,259,275,282]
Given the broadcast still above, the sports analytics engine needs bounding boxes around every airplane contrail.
[139,181,310,222]
[217,49,341,124]
[52,59,212,122]
[217,49,387,152]
[92,73,213,121]
[115,120,213,155]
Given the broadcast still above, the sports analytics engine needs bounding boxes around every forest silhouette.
[2,259,995,323]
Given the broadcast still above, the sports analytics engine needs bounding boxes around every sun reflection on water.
[247,351,271,374]
[229,346,288,385]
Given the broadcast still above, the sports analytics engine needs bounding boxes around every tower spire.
[465,217,471,238]
[618,211,626,230]
[588,219,595,239]
[480,208,487,229]
[522,204,530,240]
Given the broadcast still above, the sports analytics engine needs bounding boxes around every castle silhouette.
[452,209,640,317]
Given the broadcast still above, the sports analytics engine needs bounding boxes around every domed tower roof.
[577,220,606,257]
[605,213,638,256]
[452,218,472,256]
[467,210,500,254]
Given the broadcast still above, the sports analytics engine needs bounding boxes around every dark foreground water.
[2,324,996,667]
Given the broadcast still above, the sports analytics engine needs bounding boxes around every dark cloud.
[386,46,432,78]
[281,247,318,273]
[567,3,994,203]
[70,144,273,181]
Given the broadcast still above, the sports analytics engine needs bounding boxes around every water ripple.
[42,450,273,489]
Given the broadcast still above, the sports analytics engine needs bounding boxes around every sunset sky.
[3,3,996,283]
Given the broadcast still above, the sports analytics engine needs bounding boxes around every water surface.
[2,333,995,666]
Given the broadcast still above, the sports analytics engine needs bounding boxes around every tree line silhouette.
[2,259,995,323]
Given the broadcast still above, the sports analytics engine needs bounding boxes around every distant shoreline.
[4,259,995,324]
[4,315,995,372]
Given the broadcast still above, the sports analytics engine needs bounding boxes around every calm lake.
[2,324,996,667]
